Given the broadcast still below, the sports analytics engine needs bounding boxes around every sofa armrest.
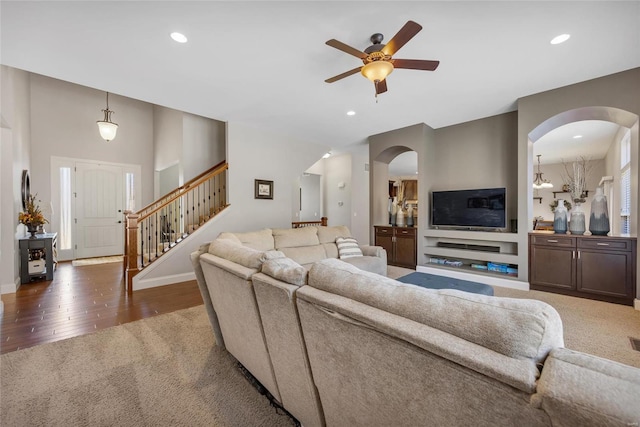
[199,252,258,280]
[535,347,640,426]
[360,244,386,259]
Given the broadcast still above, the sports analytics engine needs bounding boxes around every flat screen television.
[431,187,506,229]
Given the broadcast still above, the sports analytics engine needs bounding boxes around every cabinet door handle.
[547,239,559,243]
[578,251,581,259]
[596,243,610,246]
[572,251,575,259]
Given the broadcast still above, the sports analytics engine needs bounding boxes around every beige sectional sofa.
[191,226,640,427]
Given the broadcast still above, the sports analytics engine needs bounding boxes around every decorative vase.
[390,214,397,226]
[406,205,414,227]
[396,209,405,227]
[569,203,586,235]
[589,187,610,236]
[26,224,38,238]
[553,200,568,234]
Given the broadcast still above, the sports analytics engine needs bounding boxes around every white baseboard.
[133,272,196,291]
[635,299,640,311]
[1,277,21,294]
[416,265,529,291]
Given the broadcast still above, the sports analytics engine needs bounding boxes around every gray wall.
[433,112,518,223]
[0,66,31,293]
[29,73,155,209]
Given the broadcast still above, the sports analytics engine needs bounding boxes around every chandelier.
[533,154,553,189]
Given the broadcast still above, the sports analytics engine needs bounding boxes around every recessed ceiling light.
[550,34,570,45]
[573,135,583,139]
[170,32,188,43]
[346,110,356,116]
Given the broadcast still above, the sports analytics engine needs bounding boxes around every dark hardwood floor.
[1,260,203,354]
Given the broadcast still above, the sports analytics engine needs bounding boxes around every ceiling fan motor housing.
[364,33,385,54]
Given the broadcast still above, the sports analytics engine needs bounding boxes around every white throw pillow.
[336,237,363,259]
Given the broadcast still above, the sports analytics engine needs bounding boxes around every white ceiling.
[1,1,639,154]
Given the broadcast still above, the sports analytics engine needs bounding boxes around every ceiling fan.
[325,20,440,98]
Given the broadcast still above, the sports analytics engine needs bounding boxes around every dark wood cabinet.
[375,226,417,269]
[529,233,636,305]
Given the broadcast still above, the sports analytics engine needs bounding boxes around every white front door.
[75,162,124,259]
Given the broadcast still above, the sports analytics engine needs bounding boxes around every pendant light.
[97,92,118,142]
[533,154,553,189]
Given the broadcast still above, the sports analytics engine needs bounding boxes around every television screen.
[431,188,506,229]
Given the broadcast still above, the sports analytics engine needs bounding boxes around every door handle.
[117,220,122,224]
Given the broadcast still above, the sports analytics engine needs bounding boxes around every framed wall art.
[255,179,273,200]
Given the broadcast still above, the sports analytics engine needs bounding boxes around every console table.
[19,232,57,284]
[529,232,636,306]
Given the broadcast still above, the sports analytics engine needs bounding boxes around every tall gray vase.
[589,187,610,236]
[553,200,568,234]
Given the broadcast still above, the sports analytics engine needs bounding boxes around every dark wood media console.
[528,232,637,306]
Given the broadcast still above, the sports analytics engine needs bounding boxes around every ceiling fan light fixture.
[96,92,118,142]
[361,60,394,82]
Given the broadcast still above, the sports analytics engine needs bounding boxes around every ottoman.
[397,272,494,296]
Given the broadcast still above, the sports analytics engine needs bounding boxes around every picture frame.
[255,179,273,200]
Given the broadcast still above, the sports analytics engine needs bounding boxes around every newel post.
[124,210,140,294]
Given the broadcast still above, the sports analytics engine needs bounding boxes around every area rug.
[0,306,296,427]
[71,255,123,267]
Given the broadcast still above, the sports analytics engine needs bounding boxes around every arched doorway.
[528,106,639,235]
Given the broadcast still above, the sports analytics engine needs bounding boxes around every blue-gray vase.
[589,187,610,236]
[553,200,568,234]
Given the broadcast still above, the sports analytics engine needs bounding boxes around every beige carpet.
[1,306,295,427]
[71,255,123,267]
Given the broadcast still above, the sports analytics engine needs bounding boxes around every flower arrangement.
[19,194,48,228]
[561,157,593,204]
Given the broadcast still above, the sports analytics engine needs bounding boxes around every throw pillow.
[261,257,307,287]
[336,237,363,259]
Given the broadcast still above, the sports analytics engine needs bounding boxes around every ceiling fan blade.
[325,67,362,83]
[326,39,367,59]
[393,59,440,71]
[375,79,388,95]
[382,20,422,56]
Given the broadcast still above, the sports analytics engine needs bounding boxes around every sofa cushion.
[317,225,351,244]
[336,237,363,259]
[261,257,307,287]
[273,227,320,249]
[308,259,564,363]
[322,243,339,259]
[281,246,327,266]
[341,256,386,276]
[218,228,274,251]
[208,239,265,269]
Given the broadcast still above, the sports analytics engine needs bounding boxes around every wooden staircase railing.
[123,161,228,292]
